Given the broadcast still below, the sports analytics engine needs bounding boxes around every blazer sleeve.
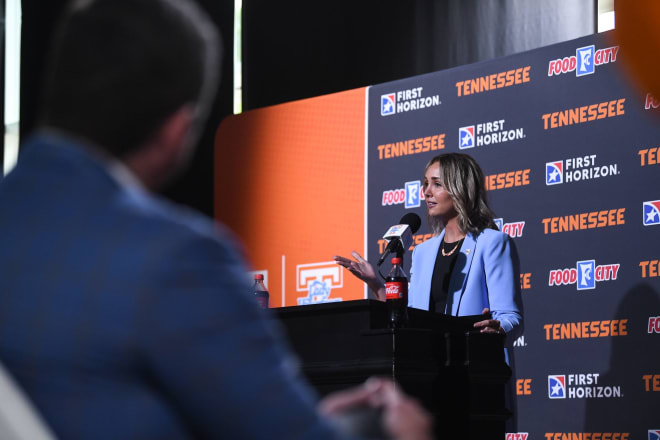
[482,232,524,341]
[138,231,347,440]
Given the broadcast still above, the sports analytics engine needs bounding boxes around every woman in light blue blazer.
[335,153,523,340]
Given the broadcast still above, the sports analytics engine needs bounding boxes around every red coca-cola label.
[385,281,406,300]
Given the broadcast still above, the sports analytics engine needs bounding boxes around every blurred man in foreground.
[0,0,431,438]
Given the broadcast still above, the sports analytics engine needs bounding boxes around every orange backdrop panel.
[214,88,367,307]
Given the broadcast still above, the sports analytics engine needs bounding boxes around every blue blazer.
[0,134,344,440]
[409,228,523,338]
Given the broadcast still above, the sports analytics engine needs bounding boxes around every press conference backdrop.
[216,30,660,437]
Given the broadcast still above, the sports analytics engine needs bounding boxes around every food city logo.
[650,430,660,440]
[455,65,531,97]
[494,218,525,238]
[382,180,425,209]
[547,44,619,77]
[643,200,660,226]
[296,262,343,305]
[548,260,620,290]
[649,316,660,334]
[645,93,659,110]
[506,433,529,440]
[380,86,440,116]
[545,154,619,186]
[548,373,622,399]
[458,119,525,150]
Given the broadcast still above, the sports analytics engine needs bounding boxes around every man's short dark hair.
[41,0,221,158]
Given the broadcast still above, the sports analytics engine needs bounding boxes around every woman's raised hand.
[333,252,385,300]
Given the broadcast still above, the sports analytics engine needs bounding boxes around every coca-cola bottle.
[385,257,408,328]
[253,274,269,309]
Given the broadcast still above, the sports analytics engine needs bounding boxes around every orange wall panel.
[214,88,367,307]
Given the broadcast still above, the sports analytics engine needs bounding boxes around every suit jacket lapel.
[446,232,477,315]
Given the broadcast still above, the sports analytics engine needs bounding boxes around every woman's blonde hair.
[424,153,497,235]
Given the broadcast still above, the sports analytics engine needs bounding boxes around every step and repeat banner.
[215,30,659,437]
[367,31,659,438]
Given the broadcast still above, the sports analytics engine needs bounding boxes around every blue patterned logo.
[576,260,596,290]
[546,161,563,185]
[576,45,595,76]
[404,181,421,209]
[381,93,395,116]
[548,375,566,399]
[643,200,660,226]
[459,126,474,149]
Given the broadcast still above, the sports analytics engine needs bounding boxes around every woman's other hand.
[473,308,505,334]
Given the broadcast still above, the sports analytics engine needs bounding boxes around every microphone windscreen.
[399,213,422,234]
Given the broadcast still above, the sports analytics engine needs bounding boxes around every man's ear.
[125,104,198,189]
[153,104,197,167]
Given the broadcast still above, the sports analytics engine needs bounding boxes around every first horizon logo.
[459,119,525,150]
[643,200,660,226]
[380,87,440,116]
[546,154,619,186]
[548,373,622,399]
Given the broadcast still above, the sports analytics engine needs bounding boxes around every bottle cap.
[254,274,264,280]
[391,257,402,264]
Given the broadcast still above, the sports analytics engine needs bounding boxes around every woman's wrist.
[368,281,386,301]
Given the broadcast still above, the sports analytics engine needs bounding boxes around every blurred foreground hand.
[319,378,433,440]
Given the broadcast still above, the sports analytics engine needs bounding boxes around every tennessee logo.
[381,94,395,116]
[546,161,563,185]
[296,262,343,305]
[643,200,660,226]
[548,375,566,399]
[459,126,474,149]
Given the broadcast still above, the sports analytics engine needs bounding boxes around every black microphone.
[377,213,422,266]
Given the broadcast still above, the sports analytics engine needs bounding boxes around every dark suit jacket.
[0,134,345,439]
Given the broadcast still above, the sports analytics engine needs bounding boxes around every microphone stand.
[377,240,404,281]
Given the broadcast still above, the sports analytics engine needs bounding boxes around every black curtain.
[19,0,234,217]
[243,0,595,110]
